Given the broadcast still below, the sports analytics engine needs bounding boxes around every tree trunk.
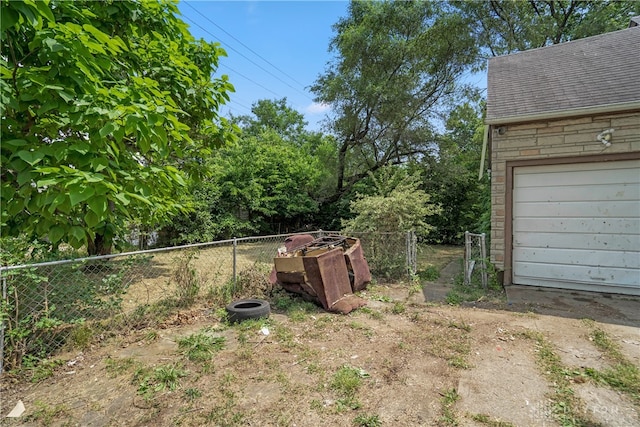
[87,233,112,256]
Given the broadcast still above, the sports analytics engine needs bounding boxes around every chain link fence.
[1,230,416,373]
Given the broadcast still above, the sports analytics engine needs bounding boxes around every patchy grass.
[520,330,597,426]
[26,400,69,426]
[468,413,516,427]
[439,388,460,426]
[582,321,640,403]
[177,331,226,362]
[330,365,370,412]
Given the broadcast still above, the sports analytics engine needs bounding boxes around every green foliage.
[439,388,460,426]
[207,263,272,307]
[454,0,640,57]
[353,413,382,427]
[422,99,489,244]
[233,97,307,142]
[27,400,69,425]
[172,251,200,307]
[330,365,370,412]
[1,254,146,370]
[162,98,336,242]
[342,167,438,278]
[184,387,203,402]
[135,363,188,400]
[343,167,440,235]
[1,0,235,254]
[312,0,479,200]
[177,332,226,362]
[445,261,504,306]
[419,265,440,281]
[583,325,640,402]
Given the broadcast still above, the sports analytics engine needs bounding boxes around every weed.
[24,357,64,383]
[286,300,319,322]
[154,364,188,391]
[582,324,640,402]
[208,263,272,306]
[329,365,369,398]
[520,330,596,426]
[173,251,200,307]
[391,302,406,314]
[145,330,159,342]
[445,261,505,305]
[135,363,188,400]
[105,356,138,377]
[177,332,225,362]
[353,413,382,427]
[27,400,69,425]
[469,413,515,426]
[448,355,470,369]
[183,387,202,402]
[68,323,93,349]
[419,265,440,281]
[439,388,459,426]
[448,319,472,332]
[358,306,384,320]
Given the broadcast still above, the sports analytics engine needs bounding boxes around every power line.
[183,1,307,90]
[218,64,283,99]
[181,3,313,102]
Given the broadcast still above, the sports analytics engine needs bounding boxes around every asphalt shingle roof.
[486,25,640,124]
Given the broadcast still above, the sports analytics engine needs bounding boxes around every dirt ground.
[1,250,639,427]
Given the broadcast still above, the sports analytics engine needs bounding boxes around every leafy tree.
[162,98,338,243]
[1,0,234,254]
[232,97,307,143]
[454,0,640,56]
[342,166,439,236]
[342,166,440,278]
[311,0,479,202]
[421,99,489,244]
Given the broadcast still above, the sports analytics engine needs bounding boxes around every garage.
[512,159,640,295]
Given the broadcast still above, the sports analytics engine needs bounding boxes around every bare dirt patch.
[2,249,639,427]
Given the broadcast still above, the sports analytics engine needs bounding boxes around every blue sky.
[177,1,487,132]
[178,1,350,131]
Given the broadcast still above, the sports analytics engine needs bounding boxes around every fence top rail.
[0,230,335,273]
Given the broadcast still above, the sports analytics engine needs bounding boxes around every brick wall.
[489,111,640,273]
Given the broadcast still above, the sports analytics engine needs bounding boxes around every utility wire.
[183,1,307,89]
[218,63,283,99]
[182,3,313,101]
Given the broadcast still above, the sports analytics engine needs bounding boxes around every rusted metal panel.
[271,234,372,313]
[344,240,372,291]
[302,247,352,311]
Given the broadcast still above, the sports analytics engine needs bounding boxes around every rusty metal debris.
[270,235,371,314]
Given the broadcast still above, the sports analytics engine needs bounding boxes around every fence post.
[480,233,488,289]
[464,231,471,285]
[406,230,417,276]
[0,273,6,375]
[232,237,237,292]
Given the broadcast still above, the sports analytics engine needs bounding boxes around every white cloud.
[305,102,331,115]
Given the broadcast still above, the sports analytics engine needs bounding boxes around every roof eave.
[485,101,640,125]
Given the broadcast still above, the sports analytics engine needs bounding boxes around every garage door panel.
[514,232,637,251]
[512,159,640,294]
[513,262,638,288]
[518,169,638,188]
[513,247,640,269]
[513,200,638,218]
[515,183,638,203]
[514,218,640,234]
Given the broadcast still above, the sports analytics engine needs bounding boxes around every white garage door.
[513,159,640,295]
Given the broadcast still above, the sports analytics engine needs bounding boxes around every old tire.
[226,299,270,323]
